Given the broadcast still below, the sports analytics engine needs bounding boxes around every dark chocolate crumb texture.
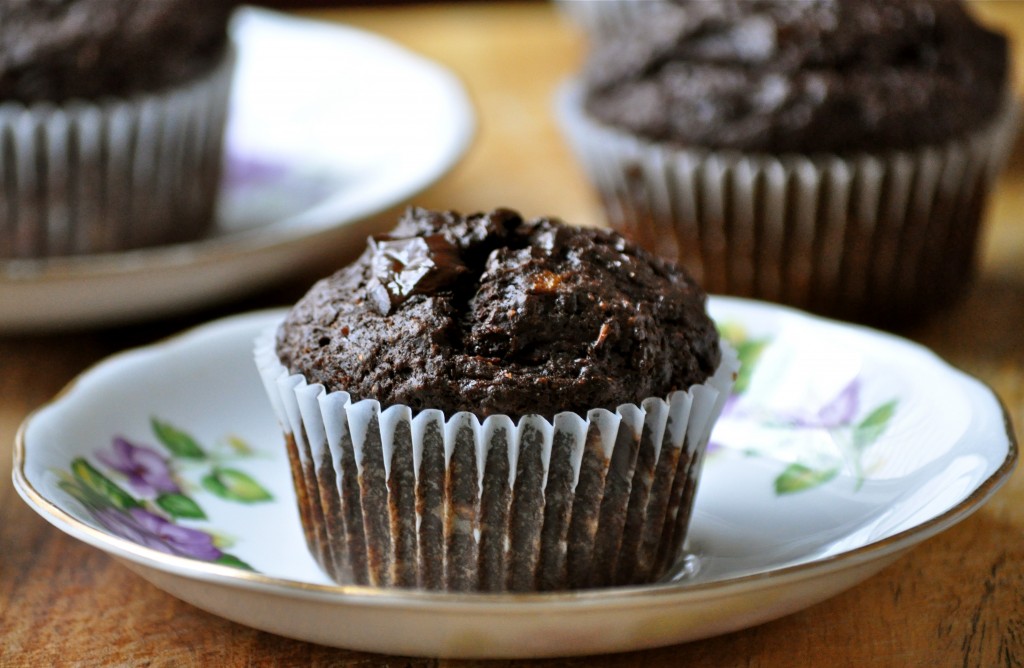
[583,0,1008,154]
[0,0,236,103]
[276,207,721,420]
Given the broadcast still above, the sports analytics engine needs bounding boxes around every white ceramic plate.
[14,299,1017,659]
[0,8,475,332]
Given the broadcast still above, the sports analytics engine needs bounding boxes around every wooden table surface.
[3,3,1024,665]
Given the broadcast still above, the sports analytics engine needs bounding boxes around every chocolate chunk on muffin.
[582,0,1008,154]
[275,206,722,420]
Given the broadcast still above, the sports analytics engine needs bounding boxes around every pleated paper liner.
[557,81,1019,327]
[0,48,234,259]
[255,329,738,592]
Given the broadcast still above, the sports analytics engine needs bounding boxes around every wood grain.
[2,3,1023,666]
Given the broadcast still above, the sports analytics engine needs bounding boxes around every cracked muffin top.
[582,0,1009,154]
[275,207,722,420]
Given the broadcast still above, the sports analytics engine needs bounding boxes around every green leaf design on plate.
[717,323,769,395]
[202,468,273,503]
[775,463,839,495]
[215,553,254,571]
[852,400,898,450]
[156,492,207,520]
[58,479,97,508]
[152,418,206,459]
[71,458,140,510]
[225,435,253,455]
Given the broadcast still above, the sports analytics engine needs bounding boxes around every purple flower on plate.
[223,152,289,188]
[777,379,860,429]
[720,394,740,418]
[92,507,222,561]
[97,437,180,496]
[814,379,859,428]
[705,396,740,456]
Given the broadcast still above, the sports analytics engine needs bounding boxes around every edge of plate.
[11,306,1020,609]
[0,8,477,331]
[0,8,477,281]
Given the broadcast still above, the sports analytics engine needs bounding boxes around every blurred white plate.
[0,7,475,331]
[14,299,1016,658]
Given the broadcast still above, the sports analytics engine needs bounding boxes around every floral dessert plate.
[0,8,475,331]
[14,299,1017,659]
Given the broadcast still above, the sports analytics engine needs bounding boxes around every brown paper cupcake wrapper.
[557,81,1020,326]
[0,48,235,259]
[255,328,738,592]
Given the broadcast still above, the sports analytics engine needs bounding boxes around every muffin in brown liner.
[558,81,1018,327]
[556,0,1017,327]
[0,48,234,259]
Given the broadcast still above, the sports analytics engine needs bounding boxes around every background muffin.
[0,0,237,258]
[555,0,669,42]
[257,207,737,592]
[558,0,1018,327]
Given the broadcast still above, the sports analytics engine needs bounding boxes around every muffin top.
[0,0,236,103]
[276,207,722,420]
[583,0,1009,154]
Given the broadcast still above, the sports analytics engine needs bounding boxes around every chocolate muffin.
[557,0,1017,327]
[0,0,237,258]
[275,207,721,420]
[0,0,234,103]
[582,0,1007,154]
[256,207,738,591]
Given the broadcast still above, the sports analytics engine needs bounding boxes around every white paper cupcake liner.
[255,327,738,592]
[557,80,1020,325]
[0,48,235,259]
